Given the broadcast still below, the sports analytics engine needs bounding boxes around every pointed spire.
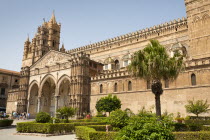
[27,34,30,42]
[49,10,57,24]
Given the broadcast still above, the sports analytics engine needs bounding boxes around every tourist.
[27,112,30,119]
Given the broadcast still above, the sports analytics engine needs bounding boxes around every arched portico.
[39,76,56,116]
[27,81,39,118]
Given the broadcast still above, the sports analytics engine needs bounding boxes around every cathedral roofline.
[66,17,187,54]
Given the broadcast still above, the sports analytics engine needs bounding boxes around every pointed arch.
[57,75,70,88]
[114,82,118,92]
[202,13,210,21]
[100,84,103,93]
[191,73,196,86]
[128,81,132,91]
[28,80,39,100]
[39,74,56,96]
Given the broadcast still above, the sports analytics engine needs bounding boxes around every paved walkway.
[0,119,77,140]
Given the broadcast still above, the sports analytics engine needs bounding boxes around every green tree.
[95,94,121,115]
[185,99,209,117]
[56,106,76,122]
[128,40,184,117]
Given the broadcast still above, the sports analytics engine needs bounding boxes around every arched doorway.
[40,77,56,116]
[28,82,38,118]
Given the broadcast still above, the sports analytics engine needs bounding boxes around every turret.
[23,36,30,60]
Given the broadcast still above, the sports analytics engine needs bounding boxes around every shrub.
[174,123,188,132]
[91,117,109,123]
[75,126,96,140]
[108,109,129,129]
[116,112,175,140]
[174,131,210,140]
[89,131,118,140]
[202,126,210,131]
[0,119,13,127]
[68,117,109,123]
[87,125,113,131]
[35,112,51,123]
[16,122,74,134]
[188,123,203,131]
[96,112,106,117]
[185,119,210,125]
[73,122,106,126]
[188,116,210,120]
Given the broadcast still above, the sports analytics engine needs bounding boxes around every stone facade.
[0,68,20,110]
[6,0,210,117]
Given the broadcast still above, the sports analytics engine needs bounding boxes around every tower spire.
[26,34,30,42]
[49,10,57,24]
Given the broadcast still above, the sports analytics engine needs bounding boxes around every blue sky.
[0,0,186,71]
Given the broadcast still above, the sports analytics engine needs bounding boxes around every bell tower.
[22,12,61,67]
[185,0,210,59]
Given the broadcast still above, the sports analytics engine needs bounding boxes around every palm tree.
[128,40,184,117]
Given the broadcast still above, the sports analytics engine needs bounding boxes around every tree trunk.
[155,94,161,117]
[151,80,163,117]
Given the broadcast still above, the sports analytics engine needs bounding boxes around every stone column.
[37,97,41,113]
[54,96,59,116]
[26,99,30,114]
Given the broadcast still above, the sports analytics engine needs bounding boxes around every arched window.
[165,79,169,88]
[100,84,103,93]
[147,80,151,89]
[114,83,118,92]
[128,81,132,91]
[191,73,196,86]
[114,60,120,70]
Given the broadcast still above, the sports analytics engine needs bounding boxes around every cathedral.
[6,0,210,118]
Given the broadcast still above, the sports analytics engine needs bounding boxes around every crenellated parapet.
[91,67,129,81]
[66,17,188,54]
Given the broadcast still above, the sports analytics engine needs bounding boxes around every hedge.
[16,122,74,134]
[69,117,108,123]
[16,121,106,134]
[174,131,210,140]
[87,125,113,131]
[87,131,210,140]
[174,123,188,132]
[73,122,106,126]
[185,120,210,125]
[0,119,13,127]
[89,131,118,140]
[75,126,96,140]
